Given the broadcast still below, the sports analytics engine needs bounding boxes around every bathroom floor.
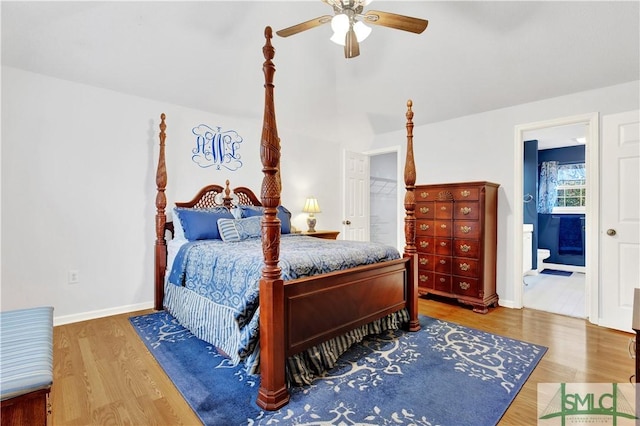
[523,272,586,318]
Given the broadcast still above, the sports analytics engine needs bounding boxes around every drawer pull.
[420,224,430,231]
[440,241,447,247]
[440,224,447,229]
[420,207,430,214]
[460,244,471,252]
[419,275,429,282]
[420,241,429,248]
[459,263,470,271]
[440,259,446,265]
[460,207,472,215]
[460,190,471,197]
[420,258,428,265]
[420,192,429,199]
[459,281,470,290]
[440,277,446,283]
[440,206,448,211]
[460,225,472,234]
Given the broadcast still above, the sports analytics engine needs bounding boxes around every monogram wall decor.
[191,124,243,171]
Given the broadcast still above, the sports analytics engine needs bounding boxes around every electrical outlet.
[68,270,79,284]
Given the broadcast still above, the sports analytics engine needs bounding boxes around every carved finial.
[223,179,233,208]
[406,100,414,122]
[263,29,275,63]
[160,113,166,134]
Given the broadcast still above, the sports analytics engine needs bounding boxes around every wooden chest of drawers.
[415,181,499,313]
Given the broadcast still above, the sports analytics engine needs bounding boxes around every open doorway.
[343,146,407,250]
[521,123,587,318]
[368,147,402,249]
[513,113,599,322]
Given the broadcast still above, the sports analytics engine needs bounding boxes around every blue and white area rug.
[130,311,546,425]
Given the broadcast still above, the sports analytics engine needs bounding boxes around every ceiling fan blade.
[344,27,360,58]
[276,15,333,37]
[363,10,428,34]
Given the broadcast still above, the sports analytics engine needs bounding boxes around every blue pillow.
[176,207,234,241]
[217,216,262,242]
[240,205,292,234]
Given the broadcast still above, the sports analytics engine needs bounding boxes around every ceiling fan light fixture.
[353,21,371,42]
[331,13,349,34]
[330,13,349,45]
[276,0,428,59]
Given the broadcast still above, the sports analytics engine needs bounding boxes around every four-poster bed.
[153,26,419,410]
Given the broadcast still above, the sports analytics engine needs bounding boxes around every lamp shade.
[353,21,372,42]
[331,15,371,46]
[302,197,321,214]
[330,14,349,45]
[331,14,349,34]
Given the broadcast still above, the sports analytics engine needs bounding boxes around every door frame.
[513,113,599,324]
[343,146,402,246]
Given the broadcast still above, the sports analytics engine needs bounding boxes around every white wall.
[370,80,640,306]
[3,64,637,322]
[1,66,342,323]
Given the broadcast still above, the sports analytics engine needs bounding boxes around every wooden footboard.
[258,255,417,410]
[284,257,416,356]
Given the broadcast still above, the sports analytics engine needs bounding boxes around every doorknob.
[342,220,351,225]
[606,228,617,236]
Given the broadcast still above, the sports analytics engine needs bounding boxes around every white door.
[600,110,640,332]
[343,150,369,241]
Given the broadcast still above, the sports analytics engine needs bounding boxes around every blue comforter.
[167,234,400,364]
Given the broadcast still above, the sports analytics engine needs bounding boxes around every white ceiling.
[2,1,639,136]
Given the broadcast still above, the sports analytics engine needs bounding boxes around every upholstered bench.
[0,306,54,426]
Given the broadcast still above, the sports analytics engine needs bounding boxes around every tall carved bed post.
[403,100,420,332]
[154,113,168,311]
[256,27,290,411]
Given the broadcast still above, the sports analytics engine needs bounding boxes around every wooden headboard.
[174,180,262,209]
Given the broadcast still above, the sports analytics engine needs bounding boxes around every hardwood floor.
[52,311,201,425]
[51,298,635,425]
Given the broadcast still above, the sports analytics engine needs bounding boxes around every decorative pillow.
[175,207,234,241]
[239,205,292,234]
[172,208,186,240]
[217,216,262,242]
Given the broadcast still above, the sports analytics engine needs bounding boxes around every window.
[554,163,586,212]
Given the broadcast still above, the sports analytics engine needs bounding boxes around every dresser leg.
[471,305,489,314]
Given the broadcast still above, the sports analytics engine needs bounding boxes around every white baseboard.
[497,299,517,309]
[53,301,155,326]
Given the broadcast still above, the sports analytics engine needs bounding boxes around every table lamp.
[302,197,321,232]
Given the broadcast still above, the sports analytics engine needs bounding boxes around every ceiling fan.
[276,0,428,59]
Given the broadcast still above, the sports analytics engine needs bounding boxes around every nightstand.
[301,230,340,240]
